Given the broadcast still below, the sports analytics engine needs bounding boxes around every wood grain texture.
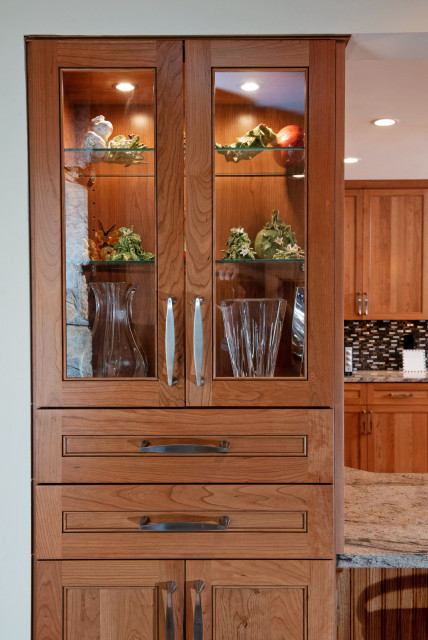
[337,568,428,640]
[34,484,333,560]
[34,408,333,483]
[334,39,346,557]
[185,39,213,405]
[28,39,185,407]
[210,39,309,66]
[186,560,334,640]
[34,560,184,640]
[344,383,367,406]
[344,191,364,319]
[344,407,368,471]
[367,383,428,406]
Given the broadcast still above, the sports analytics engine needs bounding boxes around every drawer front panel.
[368,384,428,405]
[35,484,333,560]
[35,408,333,483]
[344,383,367,405]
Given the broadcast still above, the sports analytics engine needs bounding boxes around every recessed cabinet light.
[372,118,398,127]
[344,157,361,164]
[113,82,136,92]
[240,81,261,92]
[292,174,305,178]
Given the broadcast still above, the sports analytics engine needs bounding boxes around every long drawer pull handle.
[139,516,230,532]
[388,392,414,398]
[193,580,205,640]
[140,440,230,454]
[193,297,205,386]
[166,581,177,640]
[166,297,177,386]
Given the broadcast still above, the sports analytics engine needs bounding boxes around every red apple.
[274,125,304,170]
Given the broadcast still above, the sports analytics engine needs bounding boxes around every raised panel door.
[186,560,334,640]
[362,189,428,319]
[34,560,184,640]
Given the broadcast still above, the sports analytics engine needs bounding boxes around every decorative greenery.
[106,135,148,166]
[221,227,256,260]
[273,243,305,260]
[216,123,277,163]
[254,209,298,259]
[107,226,155,262]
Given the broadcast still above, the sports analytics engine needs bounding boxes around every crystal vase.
[89,282,148,377]
[220,298,286,377]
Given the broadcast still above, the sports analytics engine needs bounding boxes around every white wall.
[1,2,428,638]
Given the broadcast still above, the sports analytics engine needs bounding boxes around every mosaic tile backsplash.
[344,321,428,371]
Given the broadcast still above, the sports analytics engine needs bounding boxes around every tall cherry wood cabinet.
[28,37,345,639]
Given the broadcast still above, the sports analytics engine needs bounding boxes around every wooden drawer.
[344,383,367,405]
[34,408,333,483]
[35,484,333,560]
[367,383,428,406]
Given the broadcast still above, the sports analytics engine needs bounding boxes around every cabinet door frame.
[34,559,184,640]
[186,559,335,640]
[28,38,185,407]
[185,38,342,406]
[362,188,428,319]
[344,404,368,471]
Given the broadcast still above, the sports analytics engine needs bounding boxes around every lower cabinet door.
[186,560,335,640]
[34,560,184,640]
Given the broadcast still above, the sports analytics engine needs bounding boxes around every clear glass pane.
[214,70,306,378]
[62,69,156,378]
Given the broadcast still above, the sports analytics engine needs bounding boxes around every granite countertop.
[337,466,428,568]
[345,370,428,383]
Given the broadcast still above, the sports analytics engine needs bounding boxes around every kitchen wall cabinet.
[344,383,428,472]
[344,184,428,320]
[28,36,344,640]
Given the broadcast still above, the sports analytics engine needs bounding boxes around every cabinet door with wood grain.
[344,190,364,319]
[186,560,334,640]
[34,560,184,640]
[344,406,368,471]
[367,407,428,473]
[362,189,428,319]
[28,38,184,408]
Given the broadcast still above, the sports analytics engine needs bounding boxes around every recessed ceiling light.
[113,82,137,92]
[240,81,261,92]
[372,118,398,127]
[292,174,305,178]
[344,157,361,164]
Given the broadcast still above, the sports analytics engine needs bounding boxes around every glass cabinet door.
[185,39,336,406]
[29,40,184,407]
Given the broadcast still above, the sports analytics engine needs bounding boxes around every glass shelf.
[79,260,155,265]
[215,147,304,152]
[216,259,304,264]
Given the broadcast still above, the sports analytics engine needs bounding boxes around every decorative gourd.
[254,209,297,259]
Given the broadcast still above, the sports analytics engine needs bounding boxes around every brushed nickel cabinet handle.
[193,297,205,386]
[388,392,414,398]
[367,410,373,434]
[166,581,177,640]
[193,580,205,640]
[140,441,231,454]
[358,293,362,316]
[139,516,231,532]
[165,297,177,386]
[361,409,367,434]
[364,292,368,315]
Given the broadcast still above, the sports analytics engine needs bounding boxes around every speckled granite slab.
[342,467,428,567]
[345,370,428,383]
[337,554,428,568]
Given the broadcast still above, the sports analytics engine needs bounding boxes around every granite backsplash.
[344,320,428,371]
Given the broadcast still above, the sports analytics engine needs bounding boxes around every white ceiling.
[345,33,428,180]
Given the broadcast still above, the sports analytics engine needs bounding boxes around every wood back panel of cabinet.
[35,484,333,560]
[34,408,333,484]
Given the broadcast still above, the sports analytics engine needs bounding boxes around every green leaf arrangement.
[216,123,277,163]
[254,209,298,259]
[273,243,305,260]
[106,226,155,262]
[221,227,256,260]
[106,135,148,166]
